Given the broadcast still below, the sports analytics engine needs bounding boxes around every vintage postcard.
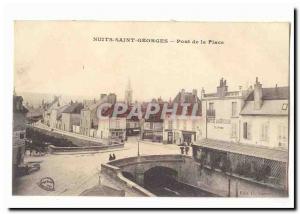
[12,20,292,205]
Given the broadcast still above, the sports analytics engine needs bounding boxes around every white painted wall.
[61,113,71,131]
[163,116,203,143]
[240,115,288,150]
[109,117,126,130]
[201,97,289,150]
[201,98,244,142]
[49,109,58,129]
[97,117,110,139]
[72,125,80,133]
[97,117,126,139]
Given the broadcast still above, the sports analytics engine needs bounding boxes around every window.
[192,120,196,131]
[282,103,288,110]
[231,123,237,138]
[260,122,269,142]
[168,120,173,130]
[232,102,237,117]
[176,119,180,129]
[278,124,288,141]
[183,120,187,130]
[20,133,24,139]
[116,120,120,129]
[207,102,215,117]
[150,122,154,129]
[243,122,251,140]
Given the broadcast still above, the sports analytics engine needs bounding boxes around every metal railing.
[207,109,216,117]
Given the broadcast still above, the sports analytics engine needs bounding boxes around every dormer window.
[282,103,288,110]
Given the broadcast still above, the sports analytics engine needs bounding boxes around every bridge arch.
[144,166,178,189]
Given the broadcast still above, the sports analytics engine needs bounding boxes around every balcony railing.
[207,109,216,117]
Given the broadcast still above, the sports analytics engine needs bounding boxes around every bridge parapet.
[101,163,155,196]
[101,154,191,196]
[108,154,187,168]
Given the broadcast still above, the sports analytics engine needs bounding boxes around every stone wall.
[101,154,287,197]
[48,143,124,154]
[178,157,287,197]
[27,126,107,147]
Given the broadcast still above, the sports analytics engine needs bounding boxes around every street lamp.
[137,138,140,157]
[138,121,143,157]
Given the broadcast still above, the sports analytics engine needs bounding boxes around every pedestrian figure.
[29,140,33,156]
[29,147,33,156]
[180,146,184,155]
[185,146,190,155]
[112,153,116,160]
[109,154,113,161]
[36,147,41,156]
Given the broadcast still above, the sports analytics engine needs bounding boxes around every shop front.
[182,131,196,145]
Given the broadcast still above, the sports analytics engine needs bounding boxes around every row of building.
[141,77,289,191]
[39,77,289,152]
[24,76,289,191]
[162,78,288,149]
[40,80,140,142]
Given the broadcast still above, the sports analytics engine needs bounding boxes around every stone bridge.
[100,154,287,197]
[101,154,198,196]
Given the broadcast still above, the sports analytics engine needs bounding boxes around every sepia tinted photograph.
[12,21,291,199]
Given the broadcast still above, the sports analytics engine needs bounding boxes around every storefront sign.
[216,118,231,124]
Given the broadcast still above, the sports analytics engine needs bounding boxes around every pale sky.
[14,21,290,101]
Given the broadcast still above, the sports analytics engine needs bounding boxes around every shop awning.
[194,139,288,163]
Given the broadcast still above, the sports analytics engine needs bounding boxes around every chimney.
[100,94,107,100]
[217,78,228,97]
[254,77,263,110]
[192,89,197,96]
[201,88,205,99]
[180,89,185,103]
[108,93,117,104]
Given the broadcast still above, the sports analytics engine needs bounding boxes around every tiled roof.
[240,100,288,116]
[100,104,132,118]
[62,103,84,114]
[246,87,289,101]
[55,104,71,120]
[173,91,201,103]
[87,97,109,111]
[141,103,166,122]
[26,106,43,118]
[163,103,201,117]
[194,139,288,162]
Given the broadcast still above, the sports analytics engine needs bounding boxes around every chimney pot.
[254,78,263,110]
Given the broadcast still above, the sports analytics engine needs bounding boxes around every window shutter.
[278,124,282,140]
[247,123,252,140]
[260,124,263,141]
[243,122,247,139]
[231,123,237,138]
[265,123,269,141]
